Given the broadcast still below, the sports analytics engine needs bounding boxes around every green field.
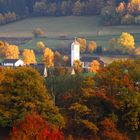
[0,16,140,63]
[0,16,140,37]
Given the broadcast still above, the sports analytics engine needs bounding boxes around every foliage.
[33,28,45,38]
[62,55,69,66]
[42,48,54,68]
[0,67,64,128]
[89,60,100,73]
[36,41,46,52]
[72,0,83,16]
[22,49,36,65]
[54,51,61,66]
[77,38,87,52]
[88,41,97,53]
[8,113,64,140]
[118,32,135,49]
[100,118,129,140]
[73,60,83,74]
[121,14,135,25]
[4,45,19,59]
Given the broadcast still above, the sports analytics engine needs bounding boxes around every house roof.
[80,56,104,66]
[30,63,46,76]
[81,56,100,62]
[3,59,20,63]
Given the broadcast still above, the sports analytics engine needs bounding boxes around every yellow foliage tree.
[73,60,83,74]
[22,49,36,65]
[118,32,135,49]
[128,0,140,13]
[5,45,19,59]
[36,41,46,51]
[89,60,100,73]
[42,48,54,67]
[77,38,87,52]
[88,41,97,53]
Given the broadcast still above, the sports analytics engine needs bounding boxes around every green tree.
[0,67,64,128]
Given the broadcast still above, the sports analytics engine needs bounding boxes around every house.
[30,63,48,77]
[2,59,24,67]
[81,56,104,69]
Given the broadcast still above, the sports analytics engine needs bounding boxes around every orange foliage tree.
[8,113,64,140]
[100,118,129,140]
[4,45,19,59]
[89,60,100,73]
[22,49,36,65]
[42,48,54,68]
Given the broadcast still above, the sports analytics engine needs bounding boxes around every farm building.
[2,59,24,67]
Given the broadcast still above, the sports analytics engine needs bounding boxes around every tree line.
[1,0,139,25]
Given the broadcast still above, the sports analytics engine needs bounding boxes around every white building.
[2,59,24,67]
[71,39,80,66]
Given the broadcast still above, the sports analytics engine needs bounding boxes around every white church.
[71,38,104,69]
[71,39,80,66]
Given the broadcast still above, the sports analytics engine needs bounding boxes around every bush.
[121,14,134,25]
[32,28,45,38]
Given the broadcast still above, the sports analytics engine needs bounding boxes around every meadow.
[0,16,140,63]
[0,16,140,47]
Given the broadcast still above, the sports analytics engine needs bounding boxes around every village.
[0,39,105,77]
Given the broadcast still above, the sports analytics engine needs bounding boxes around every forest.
[0,59,140,140]
[0,0,139,25]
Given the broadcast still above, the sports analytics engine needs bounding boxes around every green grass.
[0,16,140,64]
[0,16,140,38]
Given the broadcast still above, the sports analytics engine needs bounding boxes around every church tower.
[71,38,80,66]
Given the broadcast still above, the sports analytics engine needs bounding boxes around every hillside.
[0,16,140,38]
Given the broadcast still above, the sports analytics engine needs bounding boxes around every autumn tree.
[73,60,83,74]
[0,67,64,128]
[116,2,126,16]
[33,1,47,15]
[72,0,83,16]
[33,28,45,38]
[22,49,36,65]
[8,113,64,140]
[0,41,5,56]
[89,60,100,73]
[121,14,134,24]
[88,41,97,53]
[134,46,140,55]
[118,32,135,50]
[4,45,19,59]
[77,38,87,52]
[54,51,61,66]
[42,48,54,68]
[47,3,57,16]
[36,41,46,52]
[62,55,69,66]
[100,118,129,140]
[128,0,140,15]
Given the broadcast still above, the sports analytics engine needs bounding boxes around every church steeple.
[71,38,80,66]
